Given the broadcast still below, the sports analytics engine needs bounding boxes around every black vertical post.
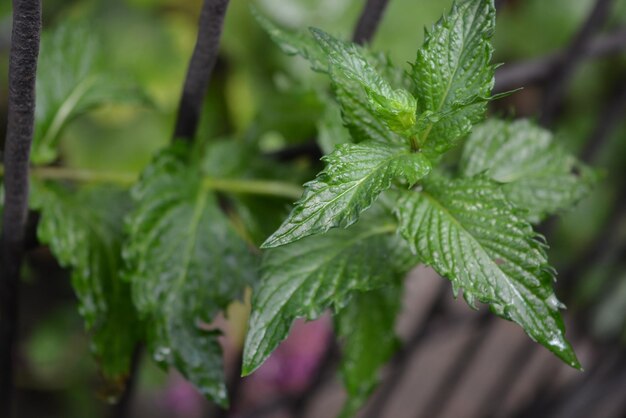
[0,0,42,416]
[352,0,391,45]
[173,0,230,141]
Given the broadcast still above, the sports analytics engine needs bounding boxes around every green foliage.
[317,100,352,154]
[395,176,579,368]
[33,23,148,165]
[246,1,597,414]
[14,0,605,415]
[262,141,431,248]
[311,28,417,135]
[335,286,402,416]
[461,119,598,223]
[123,142,258,406]
[410,0,496,158]
[244,207,412,375]
[253,7,328,72]
[253,11,409,148]
[30,183,140,380]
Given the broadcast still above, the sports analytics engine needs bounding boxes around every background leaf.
[31,182,140,381]
[33,23,149,165]
[335,285,402,417]
[123,142,258,406]
[317,99,353,155]
[460,118,597,223]
[253,8,329,72]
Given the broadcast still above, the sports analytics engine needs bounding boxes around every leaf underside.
[335,285,402,417]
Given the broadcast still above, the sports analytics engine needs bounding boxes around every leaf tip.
[547,335,582,371]
[241,356,261,377]
[259,238,278,249]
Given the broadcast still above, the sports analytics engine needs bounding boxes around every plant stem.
[173,0,230,141]
[202,178,303,200]
[0,164,303,200]
[30,167,138,185]
[1,1,42,416]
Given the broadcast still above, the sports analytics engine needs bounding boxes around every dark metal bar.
[0,0,42,416]
[524,349,623,418]
[580,79,626,163]
[418,312,492,418]
[539,0,615,126]
[238,340,339,418]
[495,28,626,93]
[478,341,536,418]
[108,345,143,418]
[211,351,244,418]
[173,0,230,141]
[266,140,322,162]
[509,361,562,418]
[288,340,339,416]
[477,74,626,417]
[352,0,391,45]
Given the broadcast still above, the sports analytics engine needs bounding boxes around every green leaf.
[30,182,140,381]
[252,8,328,71]
[255,14,408,146]
[200,139,256,179]
[411,0,496,157]
[335,285,401,417]
[332,77,407,146]
[123,142,257,406]
[311,28,417,135]
[460,119,597,223]
[262,141,431,248]
[317,100,353,155]
[243,209,411,375]
[33,23,148,165]
[395,176,580,368]
[199,139,306,246]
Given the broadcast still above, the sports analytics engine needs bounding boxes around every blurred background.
[1,0,626,417]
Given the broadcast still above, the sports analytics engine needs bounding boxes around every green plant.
[0,0,597,416]
[243,0,596,414]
